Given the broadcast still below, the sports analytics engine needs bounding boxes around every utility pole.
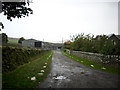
[62,38,63,43]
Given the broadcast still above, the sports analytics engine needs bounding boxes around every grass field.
[8,39,18,44]
[5,38,22,47]
[62,51,120,74]
[2,50,53,88]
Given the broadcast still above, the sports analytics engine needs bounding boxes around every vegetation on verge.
[2,50,53,88]
[2,46,45,73]
[62,50,120,74]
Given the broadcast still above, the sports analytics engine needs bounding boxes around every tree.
[64,40,72,49]
[18,37,25,44]
[1,33,8,44]
[69,33,120,55]
[93,35,108,54]
[70,33,94,51]
[2,2,33,21]
[0,0,33,29]
[0,22,4,31]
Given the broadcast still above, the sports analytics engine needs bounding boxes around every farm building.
[22,39,64,50]
[108,34,120,45]
[51,43,64,50]
[42,42,64,50]
[22,39,42,48]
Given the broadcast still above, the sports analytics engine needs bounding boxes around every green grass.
[2,39,21,47]
[6,39,22,47]
[62,51,120,74]
[2,50,53,88]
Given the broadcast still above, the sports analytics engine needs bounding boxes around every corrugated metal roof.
[23,39,40,42]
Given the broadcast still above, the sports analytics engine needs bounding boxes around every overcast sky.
[0,0,119,43]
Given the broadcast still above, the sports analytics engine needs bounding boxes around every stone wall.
[69,50,120,64]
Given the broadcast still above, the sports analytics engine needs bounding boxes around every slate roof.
[116,35,120,40]
[108,34,120,40]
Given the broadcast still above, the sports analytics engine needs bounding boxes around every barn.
[22,39,42,48]
[22,39,64,50]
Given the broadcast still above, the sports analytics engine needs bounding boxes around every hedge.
[2,46,46,73]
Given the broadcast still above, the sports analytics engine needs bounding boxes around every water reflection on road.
[37,50,119,88]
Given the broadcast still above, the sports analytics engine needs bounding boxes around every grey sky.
[0,0,119,43]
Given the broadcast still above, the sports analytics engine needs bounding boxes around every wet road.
[37,50,119,88]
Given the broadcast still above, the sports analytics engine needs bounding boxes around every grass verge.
[2,50,53,88]
[62,51,120,74]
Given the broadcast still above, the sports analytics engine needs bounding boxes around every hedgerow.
[2,46,46,73]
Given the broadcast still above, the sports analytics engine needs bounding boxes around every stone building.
[22,39,42,48]
[108,34,120,45]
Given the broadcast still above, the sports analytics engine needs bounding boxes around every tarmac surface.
[37,50,119,88]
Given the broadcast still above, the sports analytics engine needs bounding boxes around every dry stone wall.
[66,50,120,65]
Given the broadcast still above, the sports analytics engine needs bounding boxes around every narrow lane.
[37,50,119,88]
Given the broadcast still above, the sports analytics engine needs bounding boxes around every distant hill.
[8,37,19,40]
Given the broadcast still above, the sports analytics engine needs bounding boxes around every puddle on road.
[53,76,66,80]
